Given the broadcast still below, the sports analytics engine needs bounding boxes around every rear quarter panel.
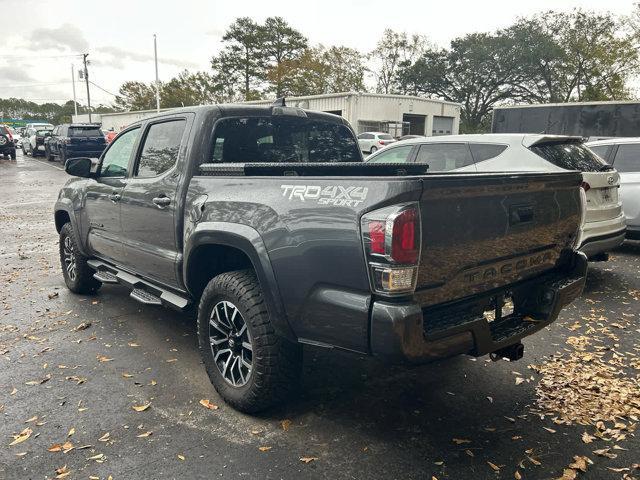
[185,175,424,353]
[620,172,640,230]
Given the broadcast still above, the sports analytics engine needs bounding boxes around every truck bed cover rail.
[198,162,431,177]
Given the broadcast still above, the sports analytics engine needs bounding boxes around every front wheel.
[197,270,302,413]
[59,223,101,294]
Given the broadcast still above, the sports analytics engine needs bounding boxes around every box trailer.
[492,101,640,138]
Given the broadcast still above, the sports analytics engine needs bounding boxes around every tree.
[161,70,227,107]
[262,17,308,96]
[270,45,366,96]
[509,10,639,103]
[369,29,431,94]
[210,17,265,100]
[114,81,157,111]
[398,32,529,132]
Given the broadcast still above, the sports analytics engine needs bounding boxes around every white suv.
[587,138,640,242]
[366,134,626,259]
[357,132,396,154]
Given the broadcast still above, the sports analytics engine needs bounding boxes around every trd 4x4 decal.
[281,185,368,207]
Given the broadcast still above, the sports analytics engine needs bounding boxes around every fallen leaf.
[73,322,91,331]
[48,292,59,299]
[514,471,522,480]
[96,355,113,363]
[199,399,219,410]
[25,416,38,423]
[281,419,292,431]
[128,342,140,347]
[178,454,185,461]
[557,468,577,480]
[98,432,110,442]
[487,461,500,472]
[452,438,471,445]
[132,403,151,412]
[515,377,525,385]
[258,446,272,452]
[593,448,617,459]
[543,427,556,434]
[9,428,32,446]
[67,428,74,438]
[122,373,134,378]
[581,432,595,444]
[86,453,104,461]
[300,456,318,463]
[25,374,51,386]
[137,431,153,438]
[55,465,70,478]
[166,358,178,363]
[569,456,590,473]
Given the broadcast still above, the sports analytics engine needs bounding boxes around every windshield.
[529,142,608,172]
[69,127,103,137]
[210,116,361,163]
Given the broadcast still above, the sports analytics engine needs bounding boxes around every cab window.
[415,143,474,171]
[100,127,140,178]
[135,120,186,178]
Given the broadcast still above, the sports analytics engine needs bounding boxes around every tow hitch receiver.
[490,343,524,362]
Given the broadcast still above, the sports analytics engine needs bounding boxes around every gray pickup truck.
[54,103,587,412]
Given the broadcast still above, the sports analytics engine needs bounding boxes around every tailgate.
[414,171,582,307]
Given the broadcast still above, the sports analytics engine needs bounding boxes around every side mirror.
[65,157,94,178]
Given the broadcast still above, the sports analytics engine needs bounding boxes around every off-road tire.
[59,223,101,294]
[197,270,302,413]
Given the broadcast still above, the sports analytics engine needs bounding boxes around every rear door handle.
[108,192,121,202]
[152,196,171,208]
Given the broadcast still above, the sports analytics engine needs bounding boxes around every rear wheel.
[197,270,302,413]
[10,149,16,160]
[370,146,378,154]
[59,223,101,294]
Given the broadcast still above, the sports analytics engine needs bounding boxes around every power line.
[88,80,118,97]
[0,53,84,59]
[0,81,72,88]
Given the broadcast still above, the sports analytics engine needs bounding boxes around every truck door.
[117,117,188,287]
[84,126,141,263]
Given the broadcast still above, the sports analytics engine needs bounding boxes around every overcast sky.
[0,0,636,106]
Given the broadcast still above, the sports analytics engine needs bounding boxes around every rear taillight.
[7,132,12,142]
[379,140,385,145]
[580,181,591,192]
[361,203,421,295]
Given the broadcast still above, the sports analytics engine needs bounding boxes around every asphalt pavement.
[0,151,638,480]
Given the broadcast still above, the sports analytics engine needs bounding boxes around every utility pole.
[71,64,78,117]
[153,34,160,113]
[82,53,92,123]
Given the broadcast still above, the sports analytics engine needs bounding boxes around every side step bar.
[87,259,191,311]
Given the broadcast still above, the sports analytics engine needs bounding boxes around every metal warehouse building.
[74,92,460,137]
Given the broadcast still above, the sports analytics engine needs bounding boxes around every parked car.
[23,124,54,156]
[398,134,424,141]
[357,131,396,154]
[8,127,22,148]
[0,125,17,159]
[45,123,107,164]
[366,134,625,259]
[587,138,640,241]
[55,105,586,413]
[104,128,117,143]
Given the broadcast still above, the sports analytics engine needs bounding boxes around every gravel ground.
[0,152,638,480]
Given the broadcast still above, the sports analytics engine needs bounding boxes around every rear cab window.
[529,142,608,172]
[210,116,360,163]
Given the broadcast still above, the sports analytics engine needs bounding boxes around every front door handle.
[108,192,121,202]
[152,196,171,208]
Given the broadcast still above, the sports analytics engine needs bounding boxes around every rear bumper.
[369,251,588,363]
[578,214,626,256]
[579,228,626,257]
